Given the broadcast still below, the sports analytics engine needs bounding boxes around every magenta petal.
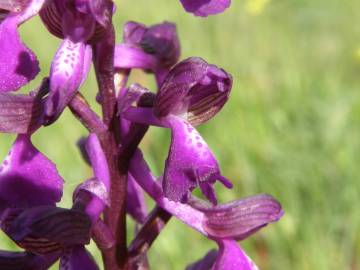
[127,174,147,224]
[0,251,38,270]
[73,178,109,224]
[45,38,87,123]
[213,240,258,270]
[72,135,110,223]
[122,21,180,70]
[0,250,58,270]
[185,249,217,270]
[123,107,167,128]
[114,44,158,71]
[0,17,39,92]
[154,57,232,126]
[5,206,91,254]
[202,194,284,240]
[61,11,95,42]
[0,10,9,23]
[140,22,180,68]
[163,115,231,203]
[123,21,146,45]
[129,150,208,235]
[92,220,115,249]
[0,93,44,134]
[118,84,152,113]
[180,0,231,17]
[80,45,93,85]
[88,0,112,28]
[74,178,109,206]
[0,1,28,12]
[85,134,110,192]
[0,0,45,91]
[0,135,64,215]
[60,246,99,270]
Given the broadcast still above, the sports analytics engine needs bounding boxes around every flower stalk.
[0,1,284,270]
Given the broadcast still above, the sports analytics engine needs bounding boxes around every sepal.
[154,57,232,126]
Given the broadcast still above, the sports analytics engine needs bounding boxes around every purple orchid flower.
[121,57,232,204]
[114,20,180,86]
[179,0,231,17]
[128,149,283,269]
[0,134,110,269]
[39,0,107,123]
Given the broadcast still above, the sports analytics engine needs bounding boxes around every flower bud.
[115,21,180,71]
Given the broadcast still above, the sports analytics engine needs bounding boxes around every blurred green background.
[1,0,360,269]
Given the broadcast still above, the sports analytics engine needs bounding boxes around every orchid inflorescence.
[0,0,284,269]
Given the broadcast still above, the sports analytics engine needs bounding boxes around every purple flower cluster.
[0,0,283,269]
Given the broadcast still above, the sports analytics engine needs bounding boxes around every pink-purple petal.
[0,93,44,134]
[4,206,91,254]
[80,45,93,85]
[88,0,112,28]
[185,249,217,270]
[202,194,284,240]
[45,38,86,123]
[0,250,58,270]
[140,22,180,68]
[0,0,45,91]
[114,44,158,71]
[0,16,39,92]
[119,21,180,71]
[163,115,231,203]
[123,107,168,128]
[0,135,63,215]
[213,240,258,270]
[60,246,99,270]
[180,0,231,17]
[85,134,110,192]
[127,173,147,224]
[123,21,147,45]
[129,150,208,236]
[72,134,110,223]
[154,57,232,126]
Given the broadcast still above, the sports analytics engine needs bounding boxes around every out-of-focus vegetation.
[1,0,360,269]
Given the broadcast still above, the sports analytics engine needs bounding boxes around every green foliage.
[1,0,360,269]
